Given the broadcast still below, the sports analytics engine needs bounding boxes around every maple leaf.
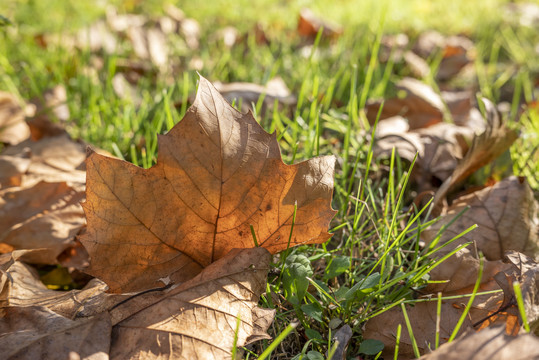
[423,176,539,262]
[108,247,274,359]
[80,75,336,293]
[432,99,518,211]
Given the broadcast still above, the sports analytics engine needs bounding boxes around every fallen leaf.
[418,326,539,360]
[424,248,509,294]
[0,133,87,188]
[366,77,445,129]
[363,301,473,359]
[80,75,336,293]
[433,99,519,210]
[0,306,111,360]
[112,73,141,104]
[179,18,200,50]
[76,20,117,54]
[502,251,539,332]
[106,8,146,32]
[0,250,34,294]
[164,4,185,23]
[108,247,274,360]
[214,77,297,114]
[412,31,475,81]
[0,258,106,319]
[424,176,539,261]
[57,237,90,269]
[375,122,474,191]
[0,92,30,145]
[297,8,342,39]
[421,247,519,335]
[403,50,431,78]
[330,324,353,360]
[30,85,70,125]
[146,27,169,69]
[379,33,409,63]
[0,181,85,264]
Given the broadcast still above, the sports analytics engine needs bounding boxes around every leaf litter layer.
[2,3,539,358]
[0,75,338,360]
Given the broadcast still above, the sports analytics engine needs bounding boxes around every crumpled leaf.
[0,92,30,145]
[423,176,539,261]
[108,247,274,360]
[0,181,85,264]
[502,251,539,333]
[0,257,106,319]
[81,75,335,294]
[418,326,539,360]
[0,306,111,360]
[422,249,519,334]
[331,324,353,360]
[363,302,472,359]
[0,133,87,189]
[375,122,474,191]
[424,247,509,294]
[0,250,34,293]
[433,99,518,210]
[366,77,446,128]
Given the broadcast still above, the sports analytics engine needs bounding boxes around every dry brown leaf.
[375,122,474,191]
[0,258,107,319]
[125,24,170,70]
[503,251,539,332]
[108,247,274,360]
[0,250,34,294]
[425,248,509,294]
[441,90,477,127]
[214,77,297,114]
[433,99,518,210]
[422,247,519,334]
[0,181,85,264]
[0,306,111,360]
[80,75,335,294]
[0,92,30,145]
[363,301,473,359]
[297,8,342,39]
[366,77,445,129]
[418,326,539,360]
[423,177,539,262]
[412,30,475,81]
[0,133,87,189]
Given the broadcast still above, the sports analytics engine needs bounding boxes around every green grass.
[1,0,538,358]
